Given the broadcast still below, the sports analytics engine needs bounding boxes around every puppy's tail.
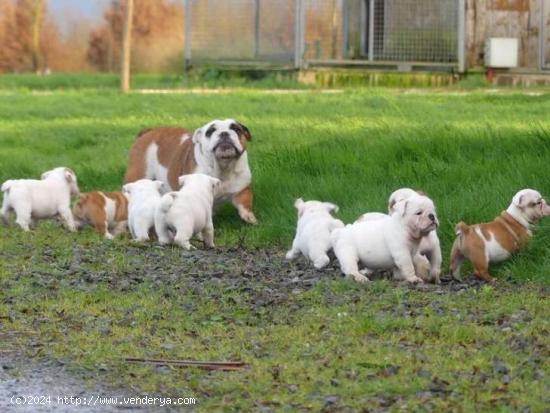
[454,221,470,237]
[159,192,178,214]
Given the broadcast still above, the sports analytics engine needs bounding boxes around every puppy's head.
[388,188,424,213]
[395,194,439,238]
[294,198,339,218]
[122,179,167,196]
[512,189,550,223]
[41,167,80,196]
[192,119,251,162]
[178,173,221,196]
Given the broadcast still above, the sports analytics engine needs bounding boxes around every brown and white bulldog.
[450,189,550,283]
[124,119,256,224]
[73,191,129,239]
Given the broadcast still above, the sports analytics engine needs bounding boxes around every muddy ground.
[0,243,508,412]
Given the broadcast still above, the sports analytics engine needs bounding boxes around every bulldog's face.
[294,198,338,218]
[395,195,439,238]
[41,167,80,196]
[123,179,167,196]
[512,189,550,223]
[192,119,252,162]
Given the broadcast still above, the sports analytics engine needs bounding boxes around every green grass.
[1,77,549,411]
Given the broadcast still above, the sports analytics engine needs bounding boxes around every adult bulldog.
[124,119,256,224]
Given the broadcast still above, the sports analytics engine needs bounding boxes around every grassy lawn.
[1,79,549,411]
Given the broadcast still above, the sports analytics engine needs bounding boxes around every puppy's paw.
[239,210,257,225]
[406,275,424,284]
[350,272,370,283]
[104,232,114,240]
[313,256,330,269]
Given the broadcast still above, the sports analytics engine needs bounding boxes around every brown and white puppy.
[124,119,256,224]
[72,191,129,239]
[450,189,550,283]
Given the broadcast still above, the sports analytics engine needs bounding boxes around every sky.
[48,0,111,35]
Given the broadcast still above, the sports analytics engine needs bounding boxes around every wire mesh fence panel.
[303,0,344,60]
[370,0,458,63]
[187,0,296,63]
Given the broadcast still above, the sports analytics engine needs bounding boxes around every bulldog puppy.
[356,188,442,283]
[1,167,79,232]
[331,194,439,283]
[450,189,550,283]
[285,198,344,269]
[72,191,129,239]
[124,119,256,224]
[154,173,220,250]
[122,179,167,242]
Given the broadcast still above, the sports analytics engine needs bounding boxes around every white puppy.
[332,194,439,283]
[1,167,79,231]
[356,188,442,283]
[285,198,344,269]
[122,179,167,241]
[155,174,220,250]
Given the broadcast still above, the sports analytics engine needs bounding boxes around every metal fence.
[183,0,464,70]
[542,0,550,69]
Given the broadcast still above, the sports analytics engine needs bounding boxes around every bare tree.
[120,0,133,91]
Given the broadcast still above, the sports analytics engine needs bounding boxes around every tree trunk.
[31,0,43,73]
[121,0,133,92]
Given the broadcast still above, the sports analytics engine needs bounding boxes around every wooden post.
[121,0,134,92]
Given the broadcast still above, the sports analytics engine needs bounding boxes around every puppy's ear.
[155,180,167,194]
[64,169,75,183]
[394,200,408,217]
[40,171,51,180]
[122,183,132,194]
[178,175,188,187]
[323,202,339,214]
[294,198,305,216]
[513,192,526,209]
[210,177,221,191]
[388,198,397,213]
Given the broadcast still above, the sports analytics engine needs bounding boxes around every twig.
[123,357,246,371]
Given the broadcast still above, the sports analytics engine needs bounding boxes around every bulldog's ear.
[324,202,339,214]
[388,198,397,212]
[192,127,203,144]
[231,122,252,142]
[237,122,252,141]
[40,171,51,180]
[513,192,526,209]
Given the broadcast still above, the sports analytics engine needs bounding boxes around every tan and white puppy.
[1,167,79,232]
[154,173,220,250]
[124,119,256,225]
[122,179,167,242]
[356,188,442,283]
[72,191,129,239]
[331,194,439,283]
[450,189,550,283]
[285,198,344,269]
